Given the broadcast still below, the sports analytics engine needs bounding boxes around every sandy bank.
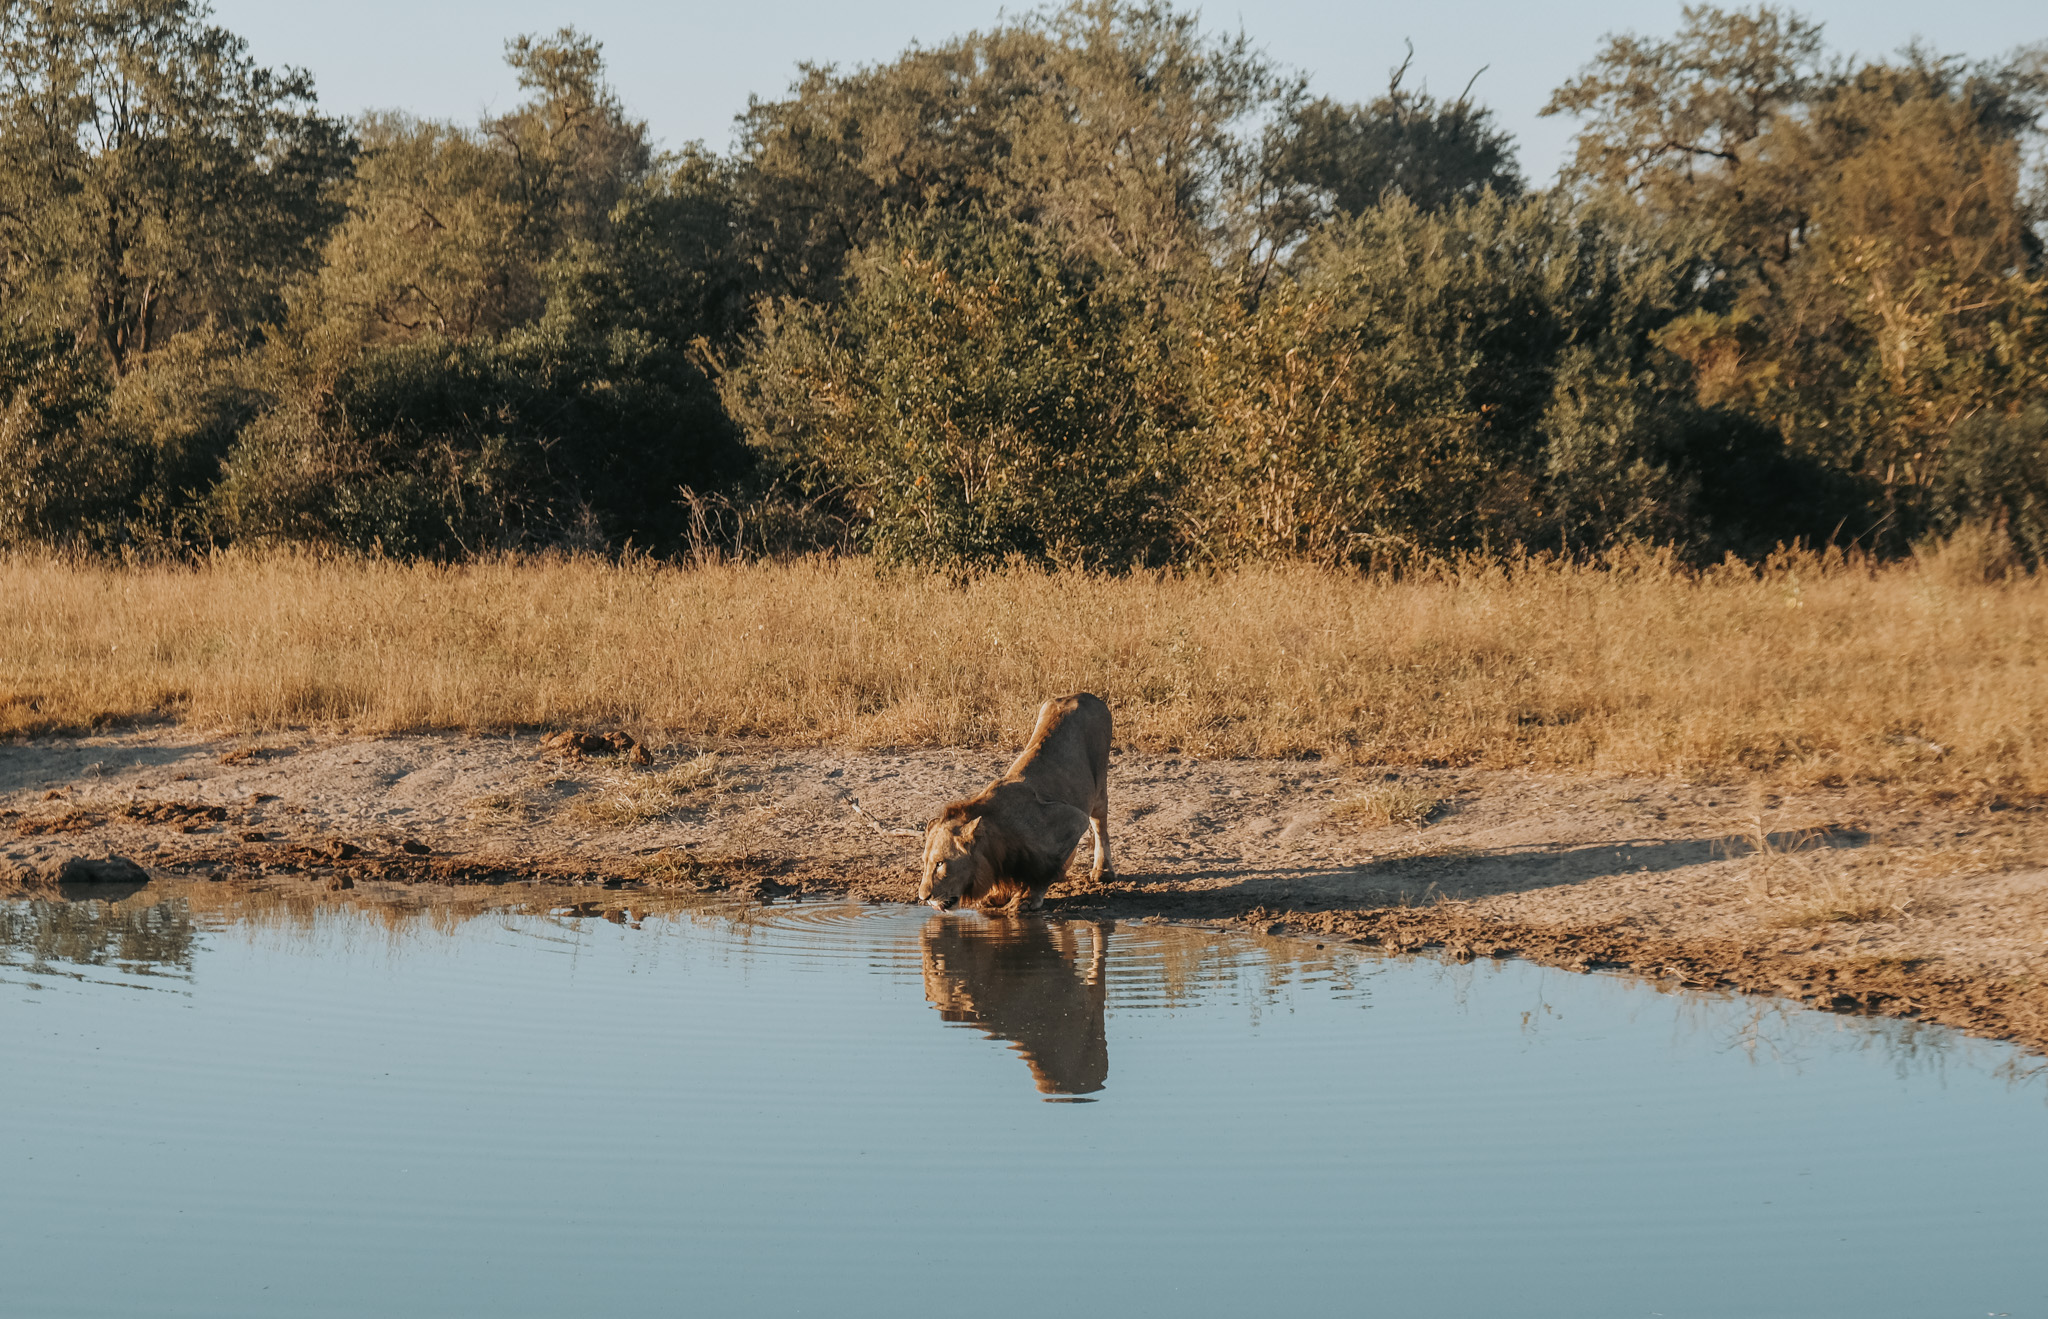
[5,729,2045,1053]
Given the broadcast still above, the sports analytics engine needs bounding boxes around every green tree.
[1930,407,2048,569]
[1542,4,1822,212]
[307,112,537,345]
[729,2,1302,303]
[488,28,653,251]
[1182,189,1840,564]
[1547,6,2048,543]
[1274,48,1521,221]
[307,29,658,349]
[0,0,353,374]
[1656,53,2048,504]
[220,28,747,555]
[723,212,1176,567]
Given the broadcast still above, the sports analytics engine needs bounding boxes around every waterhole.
[3,883,2043,1318]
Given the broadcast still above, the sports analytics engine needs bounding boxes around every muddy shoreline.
[5,729,2045,1055]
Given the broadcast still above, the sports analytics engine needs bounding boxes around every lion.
[917,692,1114,912]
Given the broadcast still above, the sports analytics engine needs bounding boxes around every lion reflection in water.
[921,917,1114,1097]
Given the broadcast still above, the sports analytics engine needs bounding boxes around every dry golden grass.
[3,540,2046,795]
[1738,819,1914,927]
[1766,875,1913,929]
[1328,782,1444,828]
[466,791,531,819]
[568,753,740,826]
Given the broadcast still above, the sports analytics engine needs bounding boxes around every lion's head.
[918,814,991,910]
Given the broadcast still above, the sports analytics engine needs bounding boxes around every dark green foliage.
[211,27,746,557]
[546,150,749,349]
[1276,54,1522,218]
[1184,192,1803,563]
[0,330,121,547]
[0,325,255,549]
[1932,408,2048,568]
[214,324,745,556]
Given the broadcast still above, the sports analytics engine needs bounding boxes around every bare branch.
[844,793,922,838]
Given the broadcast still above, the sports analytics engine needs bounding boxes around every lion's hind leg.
[1088,807,1115,882]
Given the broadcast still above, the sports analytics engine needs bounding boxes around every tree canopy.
[1,1,2044,565]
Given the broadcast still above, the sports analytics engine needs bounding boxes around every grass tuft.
[1742,817,1913,927]
[632,850,714,889]
[1328,783,1444,829]
[570,753,739,827]
[467,792,531,819]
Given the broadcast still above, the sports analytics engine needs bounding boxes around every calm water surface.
[2,884,2044,1319]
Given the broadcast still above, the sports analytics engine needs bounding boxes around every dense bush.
[214,322,744,555]
[725,216,1178,567]
[0,2,2043,568]
[0,332,122,549]
[1932,408,2048,568]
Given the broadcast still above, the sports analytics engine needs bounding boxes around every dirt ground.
[5,727,2047,1053]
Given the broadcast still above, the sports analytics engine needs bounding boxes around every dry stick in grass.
[3,551,2045,798]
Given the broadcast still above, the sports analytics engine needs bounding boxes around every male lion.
[918,692,1114,912]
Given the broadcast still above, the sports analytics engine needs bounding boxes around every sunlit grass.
[3,541,2046,795]
[568,754,740,826]
[1739,817,1915,927]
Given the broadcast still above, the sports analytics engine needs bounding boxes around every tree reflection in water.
[0,895,196,978]
[921,916,1112,1099]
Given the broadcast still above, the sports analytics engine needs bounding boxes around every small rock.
[399,840,431,856]
[45,855,150,886]
[240,830,268,843]
[30,854,153,902]
[320,839,362,860]
[325,875,355,891]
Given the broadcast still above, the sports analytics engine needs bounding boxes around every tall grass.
[3,542,2044,795]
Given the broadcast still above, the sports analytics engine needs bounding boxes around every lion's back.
[1009,691,1110,807]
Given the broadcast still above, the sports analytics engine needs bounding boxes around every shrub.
[724,213,1178,568]
[1930,407,2048,568]
[0,332,136,550]
[214,325,745,555]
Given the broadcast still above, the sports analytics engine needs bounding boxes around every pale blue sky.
[210,1,2044,181]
